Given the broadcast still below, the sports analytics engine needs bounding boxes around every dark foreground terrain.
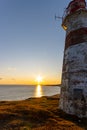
[0,95,87,130]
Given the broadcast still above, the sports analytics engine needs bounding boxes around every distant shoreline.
[0,84,61,86]
[44,84,61,87]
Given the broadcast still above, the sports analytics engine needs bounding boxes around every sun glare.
[36,75,43,84]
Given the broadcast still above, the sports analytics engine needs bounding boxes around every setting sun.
[36,75,43,84]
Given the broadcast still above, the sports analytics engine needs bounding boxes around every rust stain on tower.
[59,0,87,118]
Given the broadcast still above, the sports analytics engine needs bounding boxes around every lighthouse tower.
[59,0,87,118]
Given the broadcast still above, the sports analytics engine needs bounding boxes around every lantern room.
[67,0,86,14]
[62,0,86,30]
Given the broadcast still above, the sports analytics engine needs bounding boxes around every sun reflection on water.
[35,85,43,97]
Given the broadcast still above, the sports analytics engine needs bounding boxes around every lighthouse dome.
[62,0,86,30]
[66,0,86,15]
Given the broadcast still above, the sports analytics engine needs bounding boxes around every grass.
[0,95,87,130]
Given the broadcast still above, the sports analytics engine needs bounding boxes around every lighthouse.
[59,0,87,118]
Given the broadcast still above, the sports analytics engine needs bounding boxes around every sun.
[36,75,43,84]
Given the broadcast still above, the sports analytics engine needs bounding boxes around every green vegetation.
[0,95,86,130]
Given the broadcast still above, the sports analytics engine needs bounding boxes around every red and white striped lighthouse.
[59,0,87,118]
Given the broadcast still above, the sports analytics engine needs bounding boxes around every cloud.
[0,78,3,80]
[11,78,16,81]
[8,67,16,71]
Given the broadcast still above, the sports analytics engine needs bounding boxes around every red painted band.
[65,27,87,50]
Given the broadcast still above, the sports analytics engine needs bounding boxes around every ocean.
[0,85,60,101]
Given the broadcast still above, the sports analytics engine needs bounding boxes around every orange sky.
[0,74,61,85]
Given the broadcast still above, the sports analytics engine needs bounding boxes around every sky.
[0,0,71,85]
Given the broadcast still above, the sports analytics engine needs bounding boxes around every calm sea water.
[0,85,60,101]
